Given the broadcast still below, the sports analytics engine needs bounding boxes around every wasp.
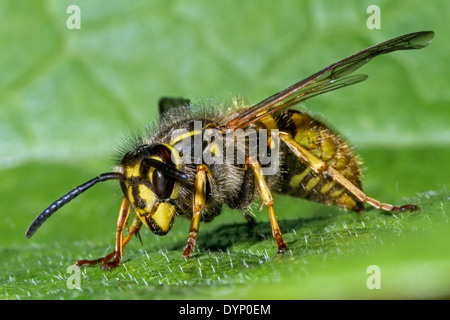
[26,31,434,269]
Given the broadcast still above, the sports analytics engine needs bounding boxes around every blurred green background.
[0,0,449,299]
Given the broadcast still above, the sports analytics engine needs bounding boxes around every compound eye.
[152,169,175,199]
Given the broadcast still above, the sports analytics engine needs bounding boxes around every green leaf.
[1,0,448,300]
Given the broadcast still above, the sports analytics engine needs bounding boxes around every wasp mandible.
[27,31,434,269]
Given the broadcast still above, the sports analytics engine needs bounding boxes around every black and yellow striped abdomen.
[260,110,364,212]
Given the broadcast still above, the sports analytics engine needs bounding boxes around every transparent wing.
[224,31,434,130]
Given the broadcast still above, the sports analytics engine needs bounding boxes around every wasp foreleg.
[183,165,210,258]
[76,197,142,269]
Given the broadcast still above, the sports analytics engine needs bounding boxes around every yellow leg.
[183,165,210,258]
[279,132,418,212]
[76,197,142,269]
[123,215,142,247]
[247,157,287,253]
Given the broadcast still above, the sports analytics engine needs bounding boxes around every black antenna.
[143,158,188,180]
[26,172,124,239]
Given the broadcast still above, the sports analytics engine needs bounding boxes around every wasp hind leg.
[247,156,287,254]
[279,132,418,213]
[76,197,142,269]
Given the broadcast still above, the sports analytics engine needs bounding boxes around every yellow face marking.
[126,163,141,178]
[170,181,180,200]
[147,167,155,183]
[151,202,176,233]
[127,186,135,206]
[289,167,311,189]
[138,184,157,211]
[125,143,182,234]
[135,208,151,229]
[132,184,176,234]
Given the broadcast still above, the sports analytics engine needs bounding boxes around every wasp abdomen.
[270,110,364,211]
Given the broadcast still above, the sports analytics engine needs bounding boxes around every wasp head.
[119,143,187,235]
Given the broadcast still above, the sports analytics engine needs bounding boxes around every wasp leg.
[247,156,287,254]
[76,197,142,269]
[183,165,210,258]
[279,132,418,212]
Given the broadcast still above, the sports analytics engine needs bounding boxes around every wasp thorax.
[120,143,184,235]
